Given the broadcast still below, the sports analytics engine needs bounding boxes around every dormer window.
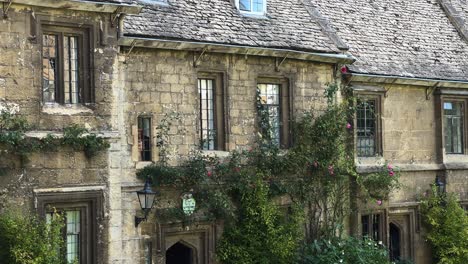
[236,0,266,15]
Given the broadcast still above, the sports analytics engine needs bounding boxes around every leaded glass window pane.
[372,214,381,241]
[444,101,464,154]
[253,0,264,12]
[239,0,251,11]
[238,0,264,13]
[138,117,152,161]
[258,83,280,147]
[64,36,79,104]
[199,79,216,150]
[66,210,80,263]
[42,34,58,103]
[357,99,377,157]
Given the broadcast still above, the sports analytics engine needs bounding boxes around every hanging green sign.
[182,193,196,215]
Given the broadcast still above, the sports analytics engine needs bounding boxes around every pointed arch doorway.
[166,241,196,264]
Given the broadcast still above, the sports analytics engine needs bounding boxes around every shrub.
[216,177,302,264]
[420,188,468,264]
[297,236,391,264]
[0,211,65,264]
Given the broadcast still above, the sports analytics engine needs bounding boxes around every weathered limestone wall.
[0,5,121,264]
[383,85,437,164]
[356,82,468,264]
[118,49,333,170]
[0,5,118,130]
[117,48,336,263]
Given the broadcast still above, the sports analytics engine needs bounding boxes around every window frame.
[235,0,267,16]
[361,212,385,242]
[36,191,102,264]
[442,98,466,154]
[355,94,383,157]
[197,72,225,151]
[257,77,291,149]
[40,22,94,105]
[138,116,153,161]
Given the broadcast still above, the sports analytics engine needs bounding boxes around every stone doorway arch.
[166,240,197,264]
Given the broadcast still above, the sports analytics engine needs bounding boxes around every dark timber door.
[389,223,401,261]
[166,242,193,264]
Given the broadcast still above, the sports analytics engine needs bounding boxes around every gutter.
[119,36,356,64]
[0,0,142,14]
[348,72,468,89]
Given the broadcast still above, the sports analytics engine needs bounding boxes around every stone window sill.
[201,150,230,158]
[136,161,154,170]
[42,103,94,115]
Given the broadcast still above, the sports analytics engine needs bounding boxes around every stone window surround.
[138,115,153,161]
[132,112,156,163]
[358,205,419,262]
[35,190,103,264]
[197,72,226,151]
[32,14,97,108]
[354,91,383,161]
[360,210,386,243]
[257,76,291,149]
[435,89,468,164]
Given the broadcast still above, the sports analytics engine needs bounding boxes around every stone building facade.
[0,0,467,264]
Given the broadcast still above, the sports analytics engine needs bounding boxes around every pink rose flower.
[341,66,349,74]
[387,164,393,170]
[377,200,382,206]
[207,171,212,177]
[346,123,352,129]
[389,171,395,177]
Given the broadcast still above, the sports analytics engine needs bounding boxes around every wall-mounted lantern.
[135,178,157,227]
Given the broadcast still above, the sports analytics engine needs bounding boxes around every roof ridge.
[301,0,349,51]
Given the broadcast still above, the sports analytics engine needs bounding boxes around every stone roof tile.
[123,0,341,53]
[310,0,468,80]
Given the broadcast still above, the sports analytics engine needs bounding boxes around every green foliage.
[155,111,182,165]
[283,106,353,240]
[62,124,110,158]
[420,187,468,264]
[324,82,339,105]
[216,178,302,264]
[137,83,402,260]
[0,106,109,159]
[357,163,400,200]
[0,211,65,264]
[297,236,392,264]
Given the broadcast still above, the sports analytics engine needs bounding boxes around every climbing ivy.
[0,103,109,161]
[137,83,401,256]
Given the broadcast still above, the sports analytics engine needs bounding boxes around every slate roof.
[310,0,468,81]
[123,0,342,53]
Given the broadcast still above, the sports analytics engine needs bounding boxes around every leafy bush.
[297,236,391,264]
[420,188,468,264]
[216,177,302,264]
[0,211,65,264]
